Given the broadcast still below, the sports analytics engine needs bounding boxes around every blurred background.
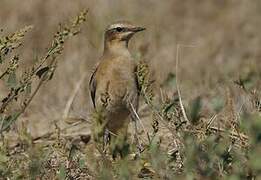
[1,0,260,138]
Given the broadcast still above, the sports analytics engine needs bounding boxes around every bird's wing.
[89,65,98,109]
[134,65,142,96]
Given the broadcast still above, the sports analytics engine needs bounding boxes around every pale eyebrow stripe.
[108,23,125,30]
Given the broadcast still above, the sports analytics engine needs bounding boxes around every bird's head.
[104,21,145,50]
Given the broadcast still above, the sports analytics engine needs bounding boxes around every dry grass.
[0,0,260,179]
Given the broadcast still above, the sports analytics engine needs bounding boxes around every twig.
[21,72,47,114]
[142,89,175,133]
[63,72,87,118]
[130,102,148,136]
[0,70,8,80]
[206,114,218,130]
[159,87,164,103]
[7,119,88,149]
[209,126,249,141]
[33,120,86,142]
[175,43,198,124]
[94,143,113,169]
[129,102,148,152]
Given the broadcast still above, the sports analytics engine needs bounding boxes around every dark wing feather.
[89,67,97,109]
[134,65,141,96]
[134,65,140,110]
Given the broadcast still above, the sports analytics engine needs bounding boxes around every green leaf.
[164,72,176,88]
[189,96,202,124]
[0,153,9,163]
[211,97,224,113]
[163,98,179,114]
[68,144,78,160]
[7,72,17,88]
[36,66,49,79]
[250,149,261,170]
[25,83,31,96]
[79,158,85,169]
[58,164,66,180]
[0,112,20,132]
[48,70,54,80]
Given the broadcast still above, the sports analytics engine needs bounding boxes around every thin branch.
[142,92,174,133]
[209,126,249,141]
[63,72,87,118]
[206,114,218,130]
[129,102,148,136]
[8,119,89,149]
[20,74,46,114]
[175,43,198,124]
[0,70,8,79]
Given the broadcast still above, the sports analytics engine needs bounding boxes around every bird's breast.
[95,57,137,110]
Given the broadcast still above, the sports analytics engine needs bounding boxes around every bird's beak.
[131,26,146,33]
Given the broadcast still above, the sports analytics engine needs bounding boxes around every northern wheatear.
[89,21,145,144]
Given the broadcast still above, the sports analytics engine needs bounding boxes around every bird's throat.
[104,40,130,56]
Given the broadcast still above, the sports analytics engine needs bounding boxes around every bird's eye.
[116,27,123,32]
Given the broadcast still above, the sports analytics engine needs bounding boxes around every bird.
[89,21,145,150]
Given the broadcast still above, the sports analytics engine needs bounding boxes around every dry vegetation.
[0,0,260,179]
